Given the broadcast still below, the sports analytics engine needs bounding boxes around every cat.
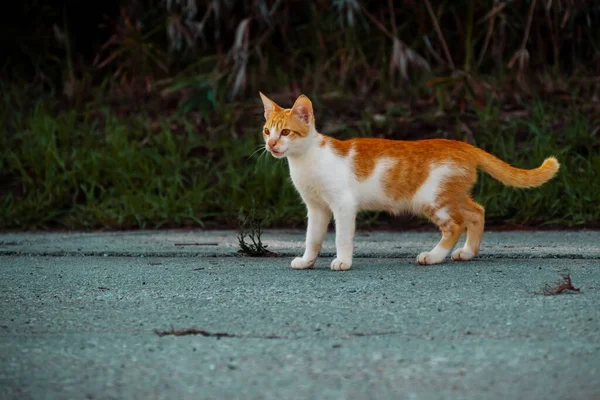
[258,92,560,271]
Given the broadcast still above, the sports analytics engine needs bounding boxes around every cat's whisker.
[258,148,270,163]
[247,146,266,160]
[251,148,271,170]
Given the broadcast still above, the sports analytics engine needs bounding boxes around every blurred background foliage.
[1,0,599,230]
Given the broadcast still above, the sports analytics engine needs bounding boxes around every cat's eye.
[281,129,290,136]
[263,127,270,135]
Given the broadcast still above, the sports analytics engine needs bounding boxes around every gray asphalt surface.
[1,230,599,400]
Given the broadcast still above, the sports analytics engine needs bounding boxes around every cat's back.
[317,135,476,174]
[339,137,477,172]
[348,137,473,155]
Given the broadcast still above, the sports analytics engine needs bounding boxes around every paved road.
[1,230,599,400]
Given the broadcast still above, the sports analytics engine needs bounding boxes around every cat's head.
[259,92,316,159]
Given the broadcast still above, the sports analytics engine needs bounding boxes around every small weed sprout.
[237,207,277,257]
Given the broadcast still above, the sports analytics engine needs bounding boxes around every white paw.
[451,247,475,261]
[291,257,315,270]
[416,251,447,265]
[330,258,352,271]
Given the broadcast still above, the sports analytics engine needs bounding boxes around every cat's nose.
[267,138,278,148]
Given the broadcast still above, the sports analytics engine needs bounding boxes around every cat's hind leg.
[417,205,464,265]
[452,197,485,261]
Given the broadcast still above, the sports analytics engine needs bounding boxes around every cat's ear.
[259,92,282,121]
[290,94,313,125]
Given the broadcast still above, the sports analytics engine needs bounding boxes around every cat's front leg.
[291,203,332,269]
[330,201,357,271]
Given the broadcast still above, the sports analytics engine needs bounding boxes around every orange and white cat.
[259,92,559,271]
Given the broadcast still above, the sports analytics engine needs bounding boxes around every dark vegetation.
[1,0,599,231]
[237,206,278,257]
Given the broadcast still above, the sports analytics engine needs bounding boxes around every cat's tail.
[474,149,560,188]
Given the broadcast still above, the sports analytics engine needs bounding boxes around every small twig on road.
[149,262,163,266]
[154,326,284,340]
[97,286,110,291]
[537,272,580,296]
[191,267,205,271]
[154,326,234,338]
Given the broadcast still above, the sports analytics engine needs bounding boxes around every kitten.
[259,92,559,271]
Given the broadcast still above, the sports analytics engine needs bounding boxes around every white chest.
[288,161,329,203]
[287,148,350,205]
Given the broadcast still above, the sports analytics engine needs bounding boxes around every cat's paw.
[451,247,475,261]
[291,257,316,270]
[416,251,446,265]
[330,258,352,271]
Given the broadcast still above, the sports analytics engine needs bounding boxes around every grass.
[0,92,305,230]
[1,88,598,231]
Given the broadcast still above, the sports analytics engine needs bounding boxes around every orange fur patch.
[265,109,310,137]
[322,137,476,192]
